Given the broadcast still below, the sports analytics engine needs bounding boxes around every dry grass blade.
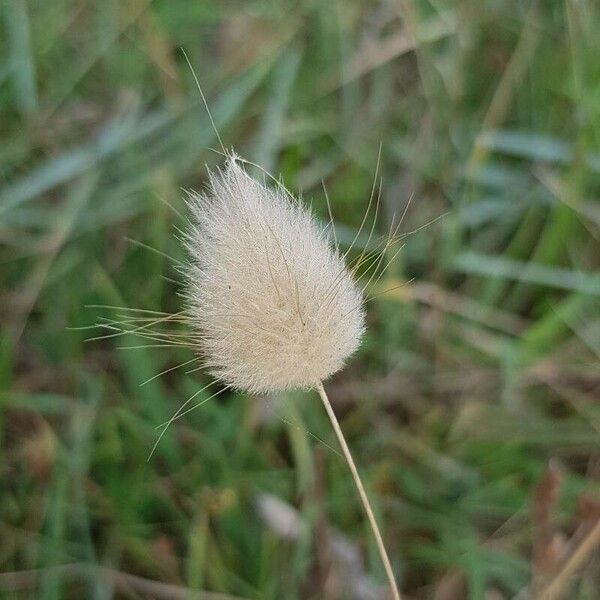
[0,563,248,600]
[532,462,563,596]
[538,517,600,600]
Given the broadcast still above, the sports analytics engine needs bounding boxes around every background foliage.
[1,1,599,598]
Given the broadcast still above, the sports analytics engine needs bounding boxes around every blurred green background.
[1,1,599,598]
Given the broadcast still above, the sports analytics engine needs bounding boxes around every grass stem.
[316,383,401,600]
[538,517,600,600]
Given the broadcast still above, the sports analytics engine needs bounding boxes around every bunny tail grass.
[316,383,401,600]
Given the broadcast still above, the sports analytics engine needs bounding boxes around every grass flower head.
[183,156,365,394]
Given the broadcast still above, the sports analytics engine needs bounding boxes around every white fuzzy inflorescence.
[183,157,365,394]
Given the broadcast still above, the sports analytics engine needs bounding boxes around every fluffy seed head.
[183,158,365,394]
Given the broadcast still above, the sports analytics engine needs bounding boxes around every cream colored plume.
[183,157,365,394]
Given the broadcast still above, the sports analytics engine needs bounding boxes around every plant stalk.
[316,383,401,600]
